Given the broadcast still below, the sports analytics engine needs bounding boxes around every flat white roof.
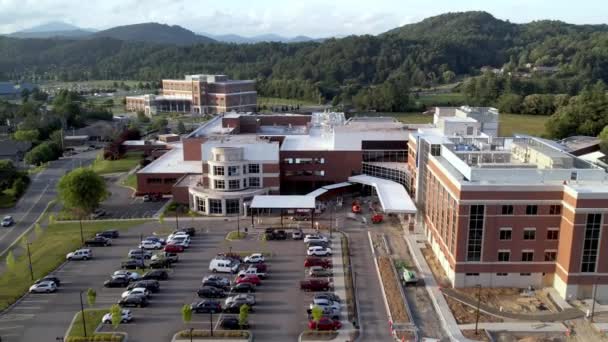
[251,195,315,209]
[122,140,166,146]
[348,175,417,214]
[138,143,201,174]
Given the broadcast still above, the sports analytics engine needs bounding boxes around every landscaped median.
[226,231,247,240]
[300,331,338,341]
[0,219,149,310]
[66,309,125,342]
[91,151,144,175]
[173,329,251,341]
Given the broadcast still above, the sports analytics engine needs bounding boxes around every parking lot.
[97,175,168,219]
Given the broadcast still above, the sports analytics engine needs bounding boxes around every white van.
[209,257,240,273]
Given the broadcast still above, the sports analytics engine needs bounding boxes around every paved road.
[99,174,167,219]
[0,151,98,257]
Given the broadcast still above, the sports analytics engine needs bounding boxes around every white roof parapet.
[348,175,417,214]
[251,195,316,209]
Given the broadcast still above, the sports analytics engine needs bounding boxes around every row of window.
[197,198,241,215]
[283,158,325,164]
[146,178,177,184]
[283,170,325,177]
[496,250,557,262]
[466,273,533,277]
[498,227,559,241]
[213,164,260,176]
[213,177,261,190]
[500,204,561,216]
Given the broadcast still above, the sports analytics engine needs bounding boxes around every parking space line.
[0,325,24,330]
[0,314,34,322]
[11,306,41,310]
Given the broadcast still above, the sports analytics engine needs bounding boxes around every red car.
[300,279,331,291]
[235,274,261,286]
[164,244,184,253]
[304,257,332,269]
[251,263,267,273]
[308,317,342,330]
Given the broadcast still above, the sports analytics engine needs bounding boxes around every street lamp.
[26,242,34,281]
[474,284,482,335]
[79,290,88,338]
[175,208,179,230]
[209,311,214,337]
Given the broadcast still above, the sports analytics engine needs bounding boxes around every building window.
[147,178,162,184]
[581,213,602,273]
[209,199,222,214]
[283,158,293,164]
[197,198,206,212]
[242,165,247,175]
[570,172,578,180]
[228,166,239,176]
[249,177,260,188]
[465,273,480,276]
[520,273,531,276]
[547,228,559,240]
[501,205,514,215]
[295,158,313,164]
[315,158,325,164]
[521,251,534,262]
[243,178,247,188]
[523,228,536,240]
[499,228,512,240]
[549,205,561,215]
[525,205,538,215]
[497,251,510,262]
[430,145,441,156]
[314,170,325,176]
[248,164,260,174]
[225,199,240,215]
[544,251,557,262]
[496,273,508,276]
[213,166,224,176]
[466,205,484,262]
[214,180,225,189]
[228,180,240,190]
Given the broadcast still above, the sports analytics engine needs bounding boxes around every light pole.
[189,327,193,342]
[591,277,598,322]
[26,242,34,281]
[79,217,84,245]
[474,284,482,335]
[175,209,179,231]
[79,290,87,338]
[209,311,213,337]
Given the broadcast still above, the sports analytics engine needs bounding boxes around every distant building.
[433,106,500,137]
[0,82,36,98]
[532,66,560,74]
[0,140,32,162]
[125,74,257,116]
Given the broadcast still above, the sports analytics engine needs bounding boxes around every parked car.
[237,266,267,279]
[167,236,190,248]
[292,229,304,240]
[102,309,132,324]
[224,301,254,313]
[143,236,165,246]
[29,281,57,293]
[202,275,231,289]
[307,240,331,248]
[66,249,92,261]
[243,253,265,264]
[35,276,61,286]
[113,270,140,281]
[307,246,332,257]
[209,257,239,273]
[310,298,340,311]
[141,270,169,281]
[104,276,130,288]
[308,317,342,330]
[127,280,160,293]
[235,274,261,286]
[225,294,256,307]
[121,259,145,270]
[1,215,14,227]
[292,212,311,221]
[306,306,341,321]
[167,232,189,241]
[314,293,342,304]
[304,257,332,269]
[300,279,331,292]
[128,249,152,260]
[309,266,333,278]
[230,283,256,293]
[219,316,248,330]
[273,230,287,240]
[85,236,112,247]
[249,263,268,273]
[151,252,178,263]
[121,287,150,299]
[139,240,162,250]
[216,252,243,263]
[149,258,171,269]
[191,300,222,314]
[197,286,227,299]
[90,208,106,219]
[119,295,148,308]
[304,234,328,244]
[97,230,119,239]
[175,227,196,236]
[164,244,184,253]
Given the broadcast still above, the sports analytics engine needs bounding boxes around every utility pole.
[79,291,87,337]
[175,209,179,231]
[79,217,84,245]
[26,242,34,281]
[475,284,482,335]
[209,311,213,337]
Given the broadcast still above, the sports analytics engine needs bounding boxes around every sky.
[0,0,606,37]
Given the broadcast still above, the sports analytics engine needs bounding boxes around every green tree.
[442,70,456,83]
[13,129,39,142]
[598,126,608,155]
[496,93,522,113]
[176,121,186,134]
[239,304,250,327]
[5,250,16,273]
[181,304,192,325]
[24,142,61,166]
[311,306,324,329]
[158,213,165,225]
[110,304,122,329]
[150,117,168,131]
[34,223,43,239]
[57,168,107,216]
[137,111,150,123]
[86,288,96,307]
[0,160,17,191]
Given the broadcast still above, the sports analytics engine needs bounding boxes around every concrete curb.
[171,330,252,342]
[367,231,397,341]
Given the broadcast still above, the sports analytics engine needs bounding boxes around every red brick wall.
[263,177,280,187]
[172,184,190,204]
[183,137,206,161]
[136,173,185,195]
[262,163,280,173]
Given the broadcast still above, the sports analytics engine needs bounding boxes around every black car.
[191,300,222,314]
[141,270,168,281]
[230,283,255,293]
[128,280,160,293]
[307,240,330,248]
[273,230,287,240]
[223,302,254,313]
[104,276,130,288]
[202,279,230,291]
[35,276,61,287]
[119,295,148,308]
[175,227,196,236]
[85,236,111,247]
[220,316,249,330]
[197,286,226,298]
[97,230,119,239]
[149,258,171,269]
[121,259,145,270]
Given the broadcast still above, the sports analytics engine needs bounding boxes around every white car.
[102,309,133,324]
[307,246,332,257]
[304,234,328,244]
[311,297,340,310]
[66,248,92,261]
[167,232,189,241]
[1,215,14,227]
[139,240,162,250]
[29,281,57,293]
[237,267,266,279]
[113,270,141,281]
[121,287,150,299]
[168,236,190,248]
[244,253,265,264]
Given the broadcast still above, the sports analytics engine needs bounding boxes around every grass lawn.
[91,152,143,175]
[0,219,148,310]
[226,231,247,240]
[121,174,137,189]
[68,309,107,336]
[0,192,16,208]
[499,113,549,137]
[258,96,317,107]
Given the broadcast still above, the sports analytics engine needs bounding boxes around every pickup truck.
[300,279,332,292]
[237,267,267,279]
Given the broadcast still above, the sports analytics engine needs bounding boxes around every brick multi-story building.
[126,74,256,115]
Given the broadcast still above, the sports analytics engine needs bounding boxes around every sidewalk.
[328,233,356,342]
[458,322,567,332]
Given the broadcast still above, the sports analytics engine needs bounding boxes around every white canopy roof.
[250,195,315,209]
[348,175,417,214]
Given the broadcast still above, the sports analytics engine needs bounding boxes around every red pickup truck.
[300,279,332,292]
